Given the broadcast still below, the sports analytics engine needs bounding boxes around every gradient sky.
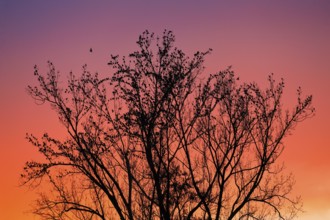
[1,1,330,219]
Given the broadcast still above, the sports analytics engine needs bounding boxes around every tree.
[22,30,314,220]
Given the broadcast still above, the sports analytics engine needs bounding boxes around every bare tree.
[22,30,314,220]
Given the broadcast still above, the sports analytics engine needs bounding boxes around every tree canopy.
[22,30,315,220]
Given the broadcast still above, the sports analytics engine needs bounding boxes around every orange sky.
[1,1,330,219]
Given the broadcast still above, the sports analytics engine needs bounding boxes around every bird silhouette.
[89,48,93,53]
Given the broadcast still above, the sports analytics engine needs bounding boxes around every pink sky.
[1,1,330,219]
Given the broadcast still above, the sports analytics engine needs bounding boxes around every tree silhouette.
[22,30,315,220]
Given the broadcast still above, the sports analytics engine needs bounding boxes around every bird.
[89,48,93,53]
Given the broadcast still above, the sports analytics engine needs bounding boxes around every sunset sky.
[1,1,330,219]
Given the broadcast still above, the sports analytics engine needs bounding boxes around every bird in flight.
[89,48,93,53]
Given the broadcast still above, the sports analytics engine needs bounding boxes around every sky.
[0,1,329,219]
